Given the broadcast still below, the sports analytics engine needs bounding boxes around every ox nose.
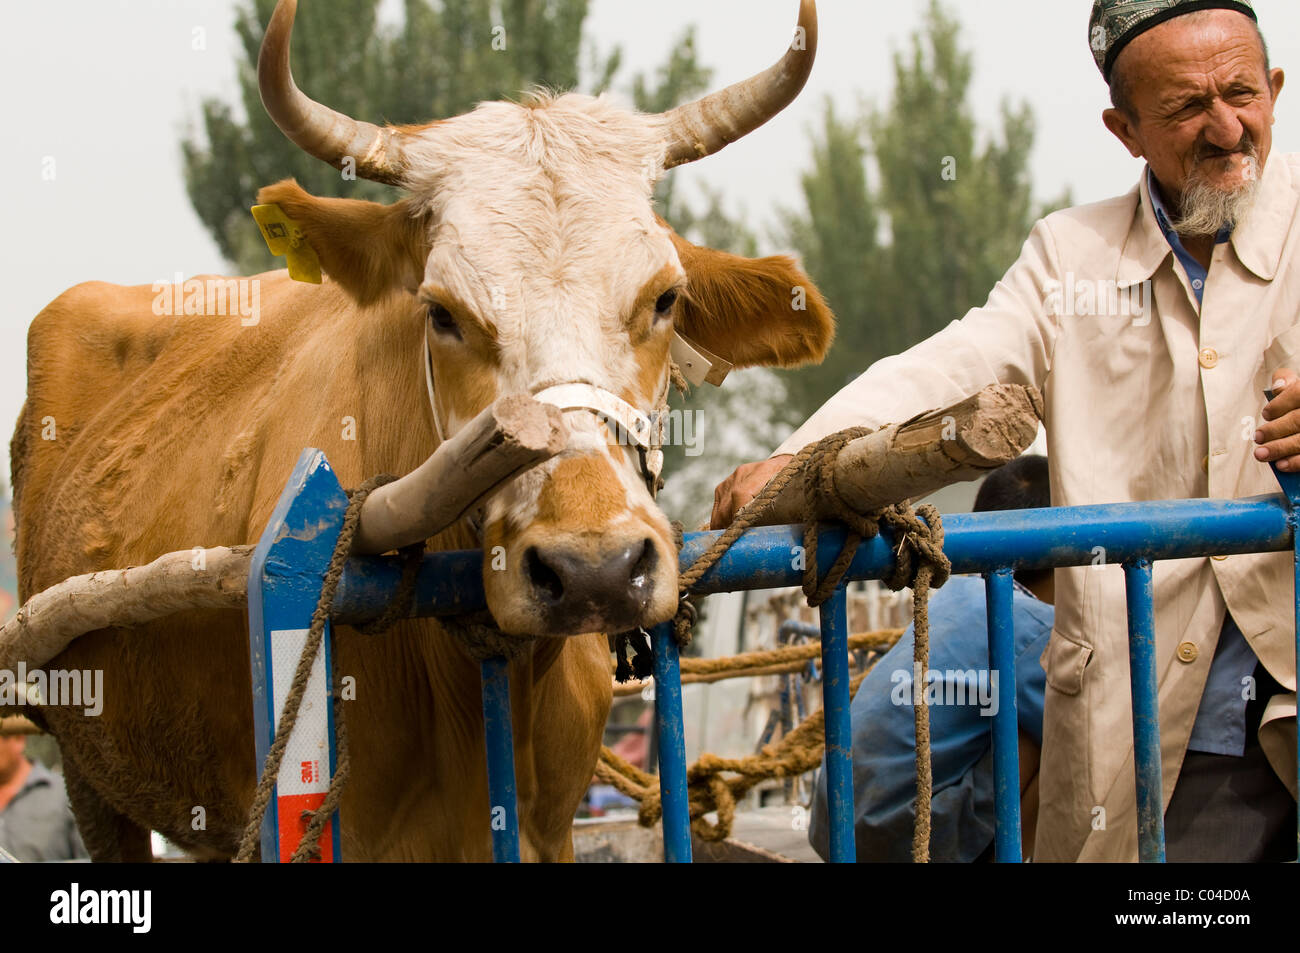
[524,538,658,632]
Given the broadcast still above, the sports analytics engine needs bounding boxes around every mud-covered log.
[0,394,571,679]
[351,394,570,555]
[0,546,253,677]
[765,383,1043,524]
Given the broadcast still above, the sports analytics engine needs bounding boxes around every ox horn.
[661,0,818,168]
[258,0,409,185]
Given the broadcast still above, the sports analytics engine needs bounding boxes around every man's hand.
[710,455,793,529]
[1255,368,1300,471]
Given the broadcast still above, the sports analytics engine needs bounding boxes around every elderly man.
[714,0,1298,862]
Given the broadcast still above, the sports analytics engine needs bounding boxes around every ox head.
[256,0,832,637]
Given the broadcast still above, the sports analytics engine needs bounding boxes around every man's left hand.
[1255,367,1300,470]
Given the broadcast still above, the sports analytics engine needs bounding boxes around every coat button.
[1177,641,1199,663]
[1199,347,1219,369]
[1201,455,1209,473]
[1212,554,1228,561]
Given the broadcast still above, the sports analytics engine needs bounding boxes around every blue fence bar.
[285,462,1298,863]
[818,586,856,862]
[334,495,1294,623]
[984,568,1022,863]
[1124,558,1166,863]
[651,622,692,863]
[480,657,520,863]
[675,496,1295,596]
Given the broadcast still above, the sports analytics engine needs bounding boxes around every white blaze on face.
[401,93,685,633]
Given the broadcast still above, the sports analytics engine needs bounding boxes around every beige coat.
[774,154,1300,862]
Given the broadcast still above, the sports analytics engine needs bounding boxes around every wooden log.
[0,394,571,677]
[0,546,253,676]
[764,383,1043,525]
[351,394,570,555]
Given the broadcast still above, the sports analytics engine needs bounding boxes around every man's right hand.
[710,455,794,529]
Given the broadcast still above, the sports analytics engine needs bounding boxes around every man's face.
[1104,11,1284,205]
[0,735,26,784]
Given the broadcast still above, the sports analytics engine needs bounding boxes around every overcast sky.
[3,0,1300,488]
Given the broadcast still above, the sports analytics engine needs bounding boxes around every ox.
[9,0,832,861]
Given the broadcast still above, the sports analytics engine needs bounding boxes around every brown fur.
[11,273,609,861]
[665,222,835,368]
[11,187,836,862]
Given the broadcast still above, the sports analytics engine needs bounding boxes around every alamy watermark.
[890,663,999,716]
[50,883,150,933]
[0,662,103,716]
[152,272,261,326]
[611,408,703,456]
[1043,273,1153,326]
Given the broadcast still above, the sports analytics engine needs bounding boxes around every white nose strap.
[533,383,653,449]
[423,320,671,497]
[533,381,666,494]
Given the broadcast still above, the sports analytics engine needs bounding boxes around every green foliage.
[778,0,1069,417]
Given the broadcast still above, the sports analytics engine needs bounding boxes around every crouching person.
[808,456,1053,862]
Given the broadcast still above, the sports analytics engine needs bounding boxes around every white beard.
[1170,156,1262,236]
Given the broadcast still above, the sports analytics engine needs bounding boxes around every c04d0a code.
[1129,890,1252,904]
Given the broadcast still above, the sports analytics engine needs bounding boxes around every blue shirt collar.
[1146,168,1231,305]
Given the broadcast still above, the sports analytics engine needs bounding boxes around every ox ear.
[666,225,834,369]
[256,179,430,306]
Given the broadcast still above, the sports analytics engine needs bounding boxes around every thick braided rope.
[678,434,856,593]
[597,667,875,841]
[290,657,352,862]
[668,433,858,649]
[656,427,951,858]
[353,537,425,637]
[884,502,949,863]
[234,475,394,863]
[443,611,537,662]
[289,533,428,863]
[611,631,902,695]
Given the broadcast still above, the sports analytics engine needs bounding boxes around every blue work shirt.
[1147,167,1256,757]
[808,574,1053,863]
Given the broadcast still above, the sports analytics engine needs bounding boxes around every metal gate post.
[984,568,1022,862]
[819,585,855,862]
[480,657,521,862]
[247,448,347,863]
[1124,557,1165,863]
[652,621,692,862]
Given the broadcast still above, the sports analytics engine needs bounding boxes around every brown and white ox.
[9,0,832,861]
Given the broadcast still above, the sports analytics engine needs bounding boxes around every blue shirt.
[808,574,1053,863]
[1147,168,1256,757]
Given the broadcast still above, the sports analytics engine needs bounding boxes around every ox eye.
[428,303,460,337]
[654,289,679,317]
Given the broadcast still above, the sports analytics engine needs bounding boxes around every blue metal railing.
[254,450,1300,863]
[984,567,1021,862]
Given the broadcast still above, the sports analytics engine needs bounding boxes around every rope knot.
[642,426,950,860]
[443,611,537,663]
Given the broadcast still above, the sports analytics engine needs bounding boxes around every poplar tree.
[778,0,1068,417]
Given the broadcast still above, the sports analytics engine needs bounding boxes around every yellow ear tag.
[251,204,322,284]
